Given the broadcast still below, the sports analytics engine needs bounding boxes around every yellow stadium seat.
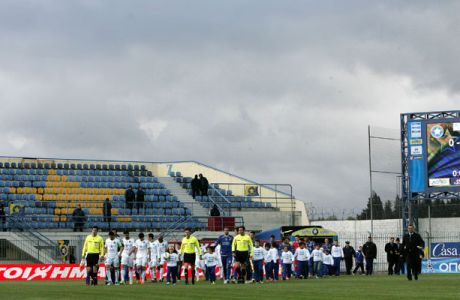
[112,208,118,215]
[89,208,100,215]
[48,169,56,175]
[61,175,67,182]
[36,194,43,201]
[37,188,44,194]
[54,208,61,215]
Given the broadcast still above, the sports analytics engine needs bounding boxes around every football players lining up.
[83,225,338,286]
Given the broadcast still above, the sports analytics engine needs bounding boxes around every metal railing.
[213,182,294,210]
[5,217,61,263]
[208,184,232,216]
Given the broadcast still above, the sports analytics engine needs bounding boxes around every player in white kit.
[120,231,135,285]
[132,232,149,284]
[147,233,159,283]
[154,235,168,282]
[105,231,123,285]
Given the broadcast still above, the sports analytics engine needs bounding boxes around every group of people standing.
[80,224,426,287]
[384,224,425,280]
[124,186,145,214]
[191,174,209,199]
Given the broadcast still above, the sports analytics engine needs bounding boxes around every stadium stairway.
[156,177,209,217]
[6,231,60,264]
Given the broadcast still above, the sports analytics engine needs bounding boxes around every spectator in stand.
[136,187,145,214]
[0,203,6,232]
[353,246,365,275]
[191,175,200,199]
[199,174,209,196]
[210,204,220,217]
[395,237,404,275]
[342,241,355,275]
[103,198,112,229]
[385,237,398,275]
[72,204,86,232]
[125,186,135,214]
[363,236,377,276]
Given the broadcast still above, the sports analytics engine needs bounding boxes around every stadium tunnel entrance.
[255,226,338,244]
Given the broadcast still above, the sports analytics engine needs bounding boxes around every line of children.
[164,245,180,285]
[322,250,334,277]
[203,246,219,284]
[353,246,365,275]
[281,246,294,280]
[293,242,310,279]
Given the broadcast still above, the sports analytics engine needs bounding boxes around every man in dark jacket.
[385,237,398,275]
[103,198,112,229]
[125,186,135,214]
[402,224,425,281]
[136,187,145,214]
[342,241,355,275]
[191,175,200,199]
[199,174,209,196]
[210,204,220,217]
[72,204,86,232]
[363,236,377,275]
[395,237,404,275]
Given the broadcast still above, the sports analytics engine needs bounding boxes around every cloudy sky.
[0,1,459,215]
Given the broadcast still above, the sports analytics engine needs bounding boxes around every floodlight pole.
[368,125,374,236]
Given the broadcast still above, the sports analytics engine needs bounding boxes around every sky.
[0,1,459,216]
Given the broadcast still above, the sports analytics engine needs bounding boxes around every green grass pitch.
[1,275,459,300]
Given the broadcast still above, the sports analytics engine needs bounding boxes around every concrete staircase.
[157,177,209,216]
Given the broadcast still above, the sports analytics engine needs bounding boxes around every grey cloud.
[0,1,459,214]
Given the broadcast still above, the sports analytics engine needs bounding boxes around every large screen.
[426,122,460,187]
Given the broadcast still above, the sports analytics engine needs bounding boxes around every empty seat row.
[65,175,156,182]
[1,181,47,188]
[43,187,125,195]
[55,170,153,177]
[80,182,143,189]
[0,162,147,171]
[113,195,178,202]
[1,169,49,175]
[118,208,190,215]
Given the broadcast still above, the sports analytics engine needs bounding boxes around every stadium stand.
[170,172,274,210]
[0,161,205,231]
